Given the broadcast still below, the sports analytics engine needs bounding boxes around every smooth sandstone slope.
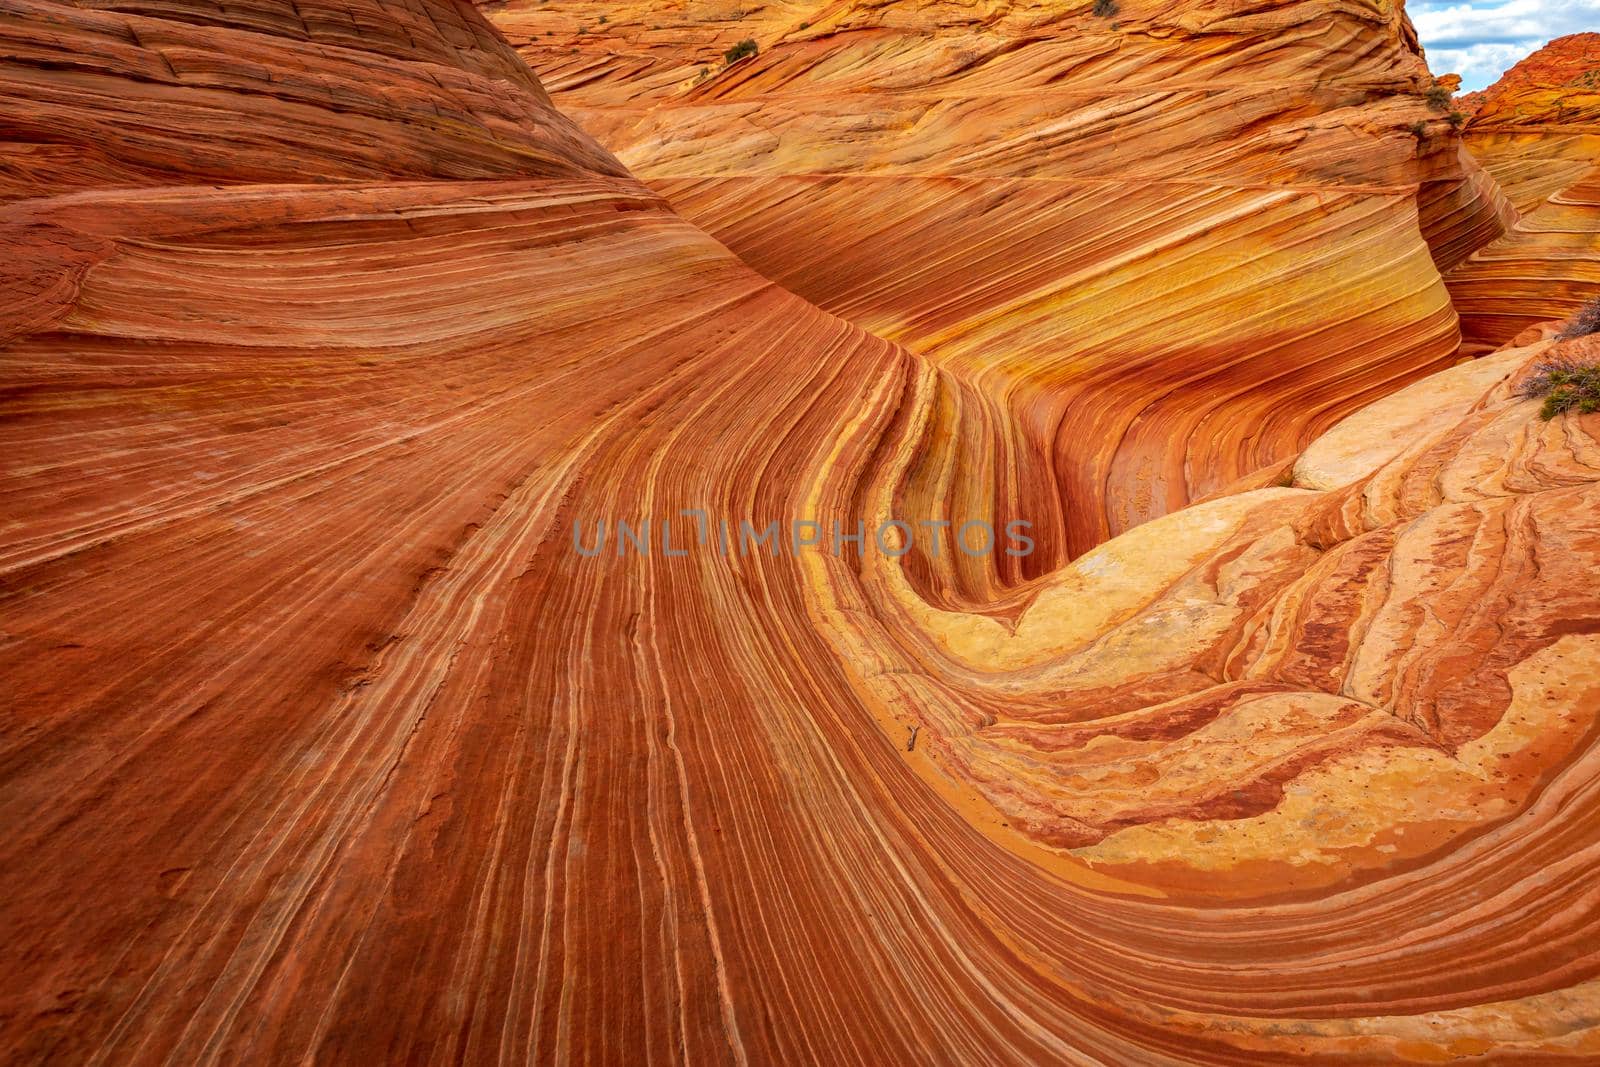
[488,0,1514,563]
[1445,34,1600,347]
[7,1,1600,1065]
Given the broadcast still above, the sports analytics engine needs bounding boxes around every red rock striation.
[1456,32,1600,212]
[488,0,1515,561]
[1444,34,1600,347]
[5,0,1600,1064]
[0,0,623,199]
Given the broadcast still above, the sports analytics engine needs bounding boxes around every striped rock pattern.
[488,0,1514,557]
[1456,33,1600,214]
[1447,168,1600,347]
[6,0,1600,1065]
[0,0,624,197]
[1445,35,1600,348]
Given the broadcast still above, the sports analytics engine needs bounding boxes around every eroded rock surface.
[488,0,1516,559]
[1445,34,1600,347]
[4,0,1600,1064]
[1456,32,1600,213]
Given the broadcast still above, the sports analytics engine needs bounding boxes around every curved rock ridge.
[1457,32,1600,214]
[1441,35,1600,349]
[1446,167,1600,347]
[0,0,625,200]
[487,0,1513,561]
[7,1,1600,1065]
[1462,32,1600,114]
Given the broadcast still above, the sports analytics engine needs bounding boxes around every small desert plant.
[1557,296,1600,340]
[597,13,607,22]
[1093,0,1118,15]
[1425,84,1451,111]
[724,38,758,64]
[1519,357,1600,419]
[1408,120,1427,138]
[1446,110,1466,128]
[799,21,809,28]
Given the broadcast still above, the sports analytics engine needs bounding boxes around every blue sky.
[1409,0,1600,90]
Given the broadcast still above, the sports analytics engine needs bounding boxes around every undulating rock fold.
[1456,33,1600,213]
[1447,167,1600,347]
[4,0,1600,1063]
[1444,35,1600,349]
[488,0,1516,557]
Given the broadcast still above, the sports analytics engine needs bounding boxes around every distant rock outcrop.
[1461,38,1600,134]
[1445,34,1600,347]
[1455,32,1600,212]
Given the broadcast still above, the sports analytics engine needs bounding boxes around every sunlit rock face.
[1456,33,1600,213]
[1445,34,1600,347]
[487,0,1513,563]
[6,0,1600,1064]
[0,0,624,198]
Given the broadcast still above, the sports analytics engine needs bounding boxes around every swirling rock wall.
[487,0,1514,562]
[1445,34,1600,347]
[5,0,1600,1064]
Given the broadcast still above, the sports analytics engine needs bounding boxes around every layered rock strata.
[1445,35,1600,347]
[4,0,1600,1064]
[489,0,1514,560]
[1456,33,1600,213]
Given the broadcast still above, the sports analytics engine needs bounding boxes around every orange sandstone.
[1445,34,1600,347]
[1456,32,1600,212]
[489,0,1515,561]
[2,0,1600,1064]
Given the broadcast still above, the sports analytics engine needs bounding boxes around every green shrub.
[1093,0,1117,15]
[1408,120,1427,138]
[724,38,758,64]
[1519,357,1600,419]
[1446,110,1467,128]
[1425,84,1451,111]
[598,13,607,22]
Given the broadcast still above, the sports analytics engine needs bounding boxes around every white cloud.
[1425,40,1543,89]
[1409,0,1600,90]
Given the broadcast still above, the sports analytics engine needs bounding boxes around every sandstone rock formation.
[5,0,1600,1064]
[1444,35,1600,348]
[1447,169,1600,346]
[1456,33,1600,212]
[488,0,1515,561]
